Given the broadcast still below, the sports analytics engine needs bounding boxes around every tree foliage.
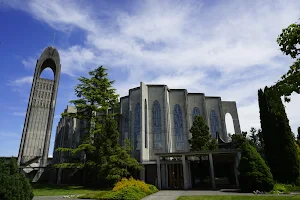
[0,158,34,200]
[231,134,247,149]
[189,116,217,151]
[258,87,300,184]
[275,21,300,102]
[238,142,274,192]
[54,66,141,186]
[230,128,264,157]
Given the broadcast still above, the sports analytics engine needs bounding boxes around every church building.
[119,82,241,189]
[53,82,242,189]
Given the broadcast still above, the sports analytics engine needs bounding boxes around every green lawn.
[177,196,300,200]
[31,183,107,197]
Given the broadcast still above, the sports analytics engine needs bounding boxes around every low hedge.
[101,177,158,200]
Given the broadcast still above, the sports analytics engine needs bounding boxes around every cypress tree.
[238,142,274,192]
[258,87,300,183]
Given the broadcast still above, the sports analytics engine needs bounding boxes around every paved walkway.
[142,190,300,200]
[142,190,251,200]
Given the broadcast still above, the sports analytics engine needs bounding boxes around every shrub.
[102,177,158,200]
[104,186,146,200]
[238,142,274,192]
[0,158,34,200]
[273,183,288,193]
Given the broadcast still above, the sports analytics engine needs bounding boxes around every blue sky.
[0,0,300,157]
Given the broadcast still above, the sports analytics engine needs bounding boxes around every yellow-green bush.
[102,177,158,200]
[113,177,150,194]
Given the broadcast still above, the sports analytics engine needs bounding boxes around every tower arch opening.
[225,113,235,135]
[40,68,54,80]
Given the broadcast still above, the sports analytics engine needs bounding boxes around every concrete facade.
[52,82,241,187]
[119,82,241,162]
[18,46,61,172]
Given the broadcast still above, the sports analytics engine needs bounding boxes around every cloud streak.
[3,0,300,134]
[8,76,33,86]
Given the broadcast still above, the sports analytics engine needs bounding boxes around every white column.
[208,153,216,189]
[157,156,161,189]
[182,155,188,190]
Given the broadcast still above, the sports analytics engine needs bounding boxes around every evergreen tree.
[189,116,217,151]
[0,158,34,200]
[258,87,300,183]
[238,142,274,192]
[55,66,141,186]
[231,133,247,149]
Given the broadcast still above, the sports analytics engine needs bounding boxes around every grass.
[177,196,300,200]
[31,183,108,197]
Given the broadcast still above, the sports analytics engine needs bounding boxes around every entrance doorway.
[168,164,183,189]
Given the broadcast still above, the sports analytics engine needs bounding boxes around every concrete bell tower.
[18,46,61,171]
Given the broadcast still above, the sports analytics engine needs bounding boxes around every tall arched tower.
[18,46,61,168]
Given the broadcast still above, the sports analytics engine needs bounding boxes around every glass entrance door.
[168,164,184,189]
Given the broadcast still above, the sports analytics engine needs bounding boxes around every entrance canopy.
[155,149,241,190]
[156,149,240,158]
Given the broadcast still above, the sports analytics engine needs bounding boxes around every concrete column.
[57,168,62,185]
[165,164,169,189]
[187,162,192,188]
[182,155,189,190]
[208,153,216,189]
[161,164,166,188]
[140,165,145,181]
[157,156,161,189]
[234,154,240,187]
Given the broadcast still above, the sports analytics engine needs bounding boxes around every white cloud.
[9,76,33,86]
[3,0,300,135]
[12,112,26,117]
[22,57,36,69]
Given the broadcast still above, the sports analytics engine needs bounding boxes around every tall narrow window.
[192,107,201,122]
[210,110,219,139]
[174,104,184,150]
[145,99,148,148]
[134,102,141,150]
[153,100,162,149]
[123,111,129,146]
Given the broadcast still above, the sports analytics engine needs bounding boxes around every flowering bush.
[102,177,158,200]
[113,177,150,194]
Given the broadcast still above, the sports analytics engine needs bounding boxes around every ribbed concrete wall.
[18,46,61,167]
[119,83,241,162]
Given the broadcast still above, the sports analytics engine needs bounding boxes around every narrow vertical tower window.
[18,46,61,169]
[210,110,219,139]
[152,100,162,149]
[174,104,184,150]
[134,102,141,150]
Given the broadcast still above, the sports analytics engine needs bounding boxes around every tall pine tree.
[189,116,217,151]
[258,86,299,183]
[55,66,141,187]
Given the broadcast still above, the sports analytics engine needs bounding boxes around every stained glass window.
[210,110,219,139]
[153,100,162,149]
[145,100,148,148]
[134,102,141,150]
[192,107,201,122]
[123,111,129,146]
[174,104,184,150]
